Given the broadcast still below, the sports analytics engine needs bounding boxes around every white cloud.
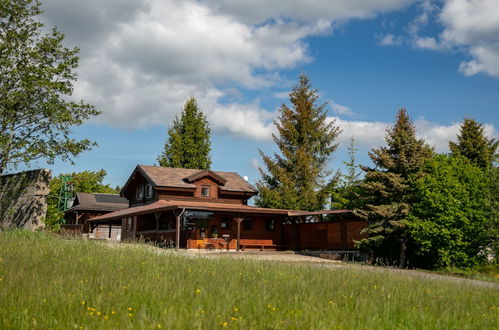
[379,33,403,46]
[329,100,356,116]
[326,116,498,153]
[40,0,417,134]
[273,91,290,99]
[413,36,441,50]
[439,0,499,78]
[250,158,260,170]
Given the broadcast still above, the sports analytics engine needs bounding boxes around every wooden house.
[90,165,366,250]
[63,193,128,235]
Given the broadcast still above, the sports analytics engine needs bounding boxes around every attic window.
[146,184,153,198]
[137,186,144,200]
[201,186,210,197]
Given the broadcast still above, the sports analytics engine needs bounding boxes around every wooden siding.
[282,219,367,250]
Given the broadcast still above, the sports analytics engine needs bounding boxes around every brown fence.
[60,224,84,236]
[282,219,366,250]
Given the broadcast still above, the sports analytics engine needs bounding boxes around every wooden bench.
[240,239,279,251]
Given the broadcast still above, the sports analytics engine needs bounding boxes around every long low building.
[90,165,366,251]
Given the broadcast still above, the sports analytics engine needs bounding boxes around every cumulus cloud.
[440,0,499,77]
[327,116,498,153]
[329,100,356,116]
[40,0,416,135]
[383,0,499,77]
[379,33,403,46]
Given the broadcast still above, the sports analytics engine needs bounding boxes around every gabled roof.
[121,165,256,194]
[184,170,227,185]
[66,193,128,213]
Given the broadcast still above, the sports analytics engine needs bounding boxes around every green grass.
[0,230,497,329]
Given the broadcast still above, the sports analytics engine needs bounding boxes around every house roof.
[66,193,129,213]
[89,199,352,222]
[122,165,257,194]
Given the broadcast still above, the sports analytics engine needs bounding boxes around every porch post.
[234,217,243,251]
[175,211,181,252]
[154,212,161,231]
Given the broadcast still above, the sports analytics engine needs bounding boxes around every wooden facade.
[90,165,366,251]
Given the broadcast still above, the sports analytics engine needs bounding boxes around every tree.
[331,137,362,210]
[408,155,491,269]
[356,109,433,267]
[45,169,118,229]
[256,74,342,211]
[157,97,211,169]
[449,118,498,169]
[0,0,100,175]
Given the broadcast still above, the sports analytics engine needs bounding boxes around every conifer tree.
[356,109,433,267]
[256,75,342,211]
[449,118,498,168]
[157,97,211,169]
[331,137,362,210]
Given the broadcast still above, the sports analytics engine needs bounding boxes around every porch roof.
[89,200,352,223]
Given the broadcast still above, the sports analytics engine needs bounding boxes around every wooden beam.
[234,217,244,251]
[174,209,185,251]
[154,212,161,231]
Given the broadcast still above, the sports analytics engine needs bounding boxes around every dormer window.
[146,184,153,198]
[137,186,144,200]
[201,186,210,197]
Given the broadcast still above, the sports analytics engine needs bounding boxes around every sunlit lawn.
[0,230,497,329]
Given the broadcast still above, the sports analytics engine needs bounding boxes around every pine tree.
[331,137,362,210]
[449,118,498,169]
[157,97,211,169]
[256,74,342,211]
[356,109,433,267]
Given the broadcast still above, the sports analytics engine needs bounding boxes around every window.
[127,217,133,231]
[220,217,231,230]
[137,186,144,200]
[146,184,153,198]
[243,218,253,231]
[265,219,275,232]
[201,186,210,197]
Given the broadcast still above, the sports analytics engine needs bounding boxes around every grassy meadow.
[0,230,497,329]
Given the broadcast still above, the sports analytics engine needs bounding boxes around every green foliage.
[331,137,362,210]
[356,109,433,266]
[157,97,211,170]
[45,170,118,230]
[256,75,342,211]
[0,0,100,175]
[449,118,498,169]
[0,231,497,329]
[408,155,492,269]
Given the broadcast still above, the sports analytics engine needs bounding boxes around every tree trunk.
[399,239,406,268]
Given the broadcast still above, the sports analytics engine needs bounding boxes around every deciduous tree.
[157,97,211,169]
[0,0,99,175]
[256,74,342,211]
[408,155,491,269]
[356,109,433,267]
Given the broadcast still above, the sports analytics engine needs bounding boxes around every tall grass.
[0,230,497,329]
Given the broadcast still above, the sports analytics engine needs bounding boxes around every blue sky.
[15,0,499,189]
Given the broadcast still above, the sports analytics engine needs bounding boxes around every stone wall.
[0,169,51,230]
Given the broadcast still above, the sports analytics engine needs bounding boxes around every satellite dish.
[243,176,249,181]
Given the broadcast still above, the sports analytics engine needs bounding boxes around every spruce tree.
[157,97,211,169]
[449,118,498,169]
[356,109,433,267]
[256,74,342,211]
[331,137,362,210]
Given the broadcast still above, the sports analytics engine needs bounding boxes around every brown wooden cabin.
[89,165,366,250]
[63,192,128,235]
